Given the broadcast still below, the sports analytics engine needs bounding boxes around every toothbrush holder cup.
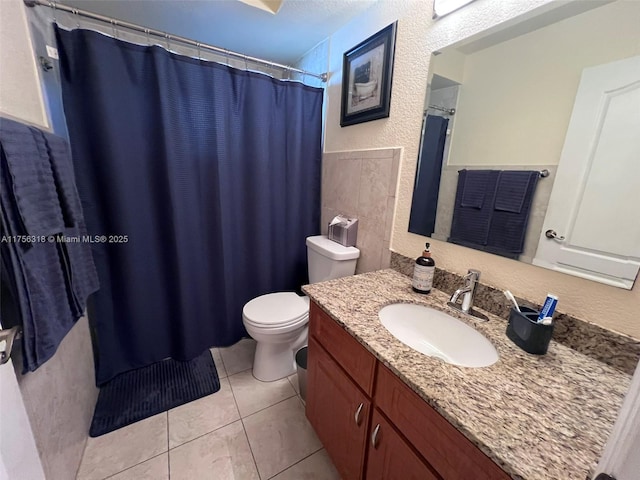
[506,306,554,355]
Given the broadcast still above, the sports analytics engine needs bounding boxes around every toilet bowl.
[243,235,360,382]
[243,292,309,381]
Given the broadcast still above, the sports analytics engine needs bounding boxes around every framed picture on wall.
[340,22,397,127]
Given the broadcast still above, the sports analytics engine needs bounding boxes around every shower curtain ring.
[110,19,117,38]
[225,49,230,66]
[145,28,150,46]
[50,1,57,24]
[165,33,171,51]
[243,54,248,71]
[73,8,80,28]
[196,42,201,61]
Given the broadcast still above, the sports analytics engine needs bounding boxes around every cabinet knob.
[354,403,364,426]
[371,424,381,448]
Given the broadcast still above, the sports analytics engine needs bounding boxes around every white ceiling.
[62,0,377,65]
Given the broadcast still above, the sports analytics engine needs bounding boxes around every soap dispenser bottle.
[412,243,435,294]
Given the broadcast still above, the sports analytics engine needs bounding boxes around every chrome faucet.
[448,269,488,321]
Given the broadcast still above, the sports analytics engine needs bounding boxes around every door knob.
[545,229,565,241]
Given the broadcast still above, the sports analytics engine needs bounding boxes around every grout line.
[167,417,242,452]
[265,446,324,480]
[229,374,261,479]
[240,395,298,421]
[101,451,168,479]
[166,411,171,479]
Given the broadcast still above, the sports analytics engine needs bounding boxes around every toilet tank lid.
[306,235,360,260]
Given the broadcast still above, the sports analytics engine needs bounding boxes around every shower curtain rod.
[24,0,328,82]
[427,104,456,115]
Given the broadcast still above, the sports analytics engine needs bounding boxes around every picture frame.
[340,22,397,127]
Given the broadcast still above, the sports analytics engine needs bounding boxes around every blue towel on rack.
[0,120,65,236]
[449,169,500,248]
[460,170,492,208]
[486,170,539,257]
[0,117,99,372]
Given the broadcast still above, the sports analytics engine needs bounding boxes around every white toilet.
[242,235,360,381]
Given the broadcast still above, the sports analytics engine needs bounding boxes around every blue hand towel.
[460,170,493,208]
[486,170,539,256]
[0,118,65,236]
[494,171,536,213]
[449,170,500,248]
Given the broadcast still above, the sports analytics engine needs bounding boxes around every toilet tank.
[306,235,360,284]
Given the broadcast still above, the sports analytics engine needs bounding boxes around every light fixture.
[433,0,476,18]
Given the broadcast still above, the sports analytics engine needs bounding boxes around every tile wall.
[321,148,400,274]
[14,316,98,479]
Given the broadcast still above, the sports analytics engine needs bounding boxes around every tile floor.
[76,339,340,480]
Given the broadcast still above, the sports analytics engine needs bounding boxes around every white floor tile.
[229,370,296,417]
[168,377,240,448]
[243,397,322,479]
[107,453,169,480]
[270,449,340,480]
[210,348,228,379]
[219,338,256,376]
[169,420,259,480]
[76,414,167,480]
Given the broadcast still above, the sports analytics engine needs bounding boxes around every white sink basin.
[378,303,499,368]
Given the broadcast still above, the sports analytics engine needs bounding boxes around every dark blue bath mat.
[89,350,220,437]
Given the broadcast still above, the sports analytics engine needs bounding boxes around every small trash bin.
[295,346,308,401]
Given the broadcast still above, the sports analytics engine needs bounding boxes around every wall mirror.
[409,0,640,289]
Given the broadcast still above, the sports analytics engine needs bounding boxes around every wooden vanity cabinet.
[306,336,371,480]
[366,409,440,480]
[306,301,510,480]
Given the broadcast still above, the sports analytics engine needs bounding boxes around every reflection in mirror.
[409,0,640,289]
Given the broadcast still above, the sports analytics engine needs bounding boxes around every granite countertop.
[302,269,631,480]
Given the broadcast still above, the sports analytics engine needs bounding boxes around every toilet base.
[251,326,308,382]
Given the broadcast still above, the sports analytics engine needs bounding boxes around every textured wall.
[323,0,640,339]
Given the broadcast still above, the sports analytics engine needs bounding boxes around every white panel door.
[0,323,45,480]
[533,55,640,289]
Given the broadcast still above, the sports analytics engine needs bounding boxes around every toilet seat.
[243,292,309,330]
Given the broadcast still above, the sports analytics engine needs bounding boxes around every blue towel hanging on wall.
[449,169,539,259]
[449,169,500,248]
[0,117,99,372]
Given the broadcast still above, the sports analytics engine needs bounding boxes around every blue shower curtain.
[409,115,449,237]
[55,27,323,385]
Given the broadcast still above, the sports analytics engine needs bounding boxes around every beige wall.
[323,0,640,339]
[0,0,49,128]
[446,0,640,167]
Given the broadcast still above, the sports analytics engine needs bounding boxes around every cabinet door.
[306,336,370,480]
[366,410,439,480]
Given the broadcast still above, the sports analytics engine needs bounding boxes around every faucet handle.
[465,269,481,282]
